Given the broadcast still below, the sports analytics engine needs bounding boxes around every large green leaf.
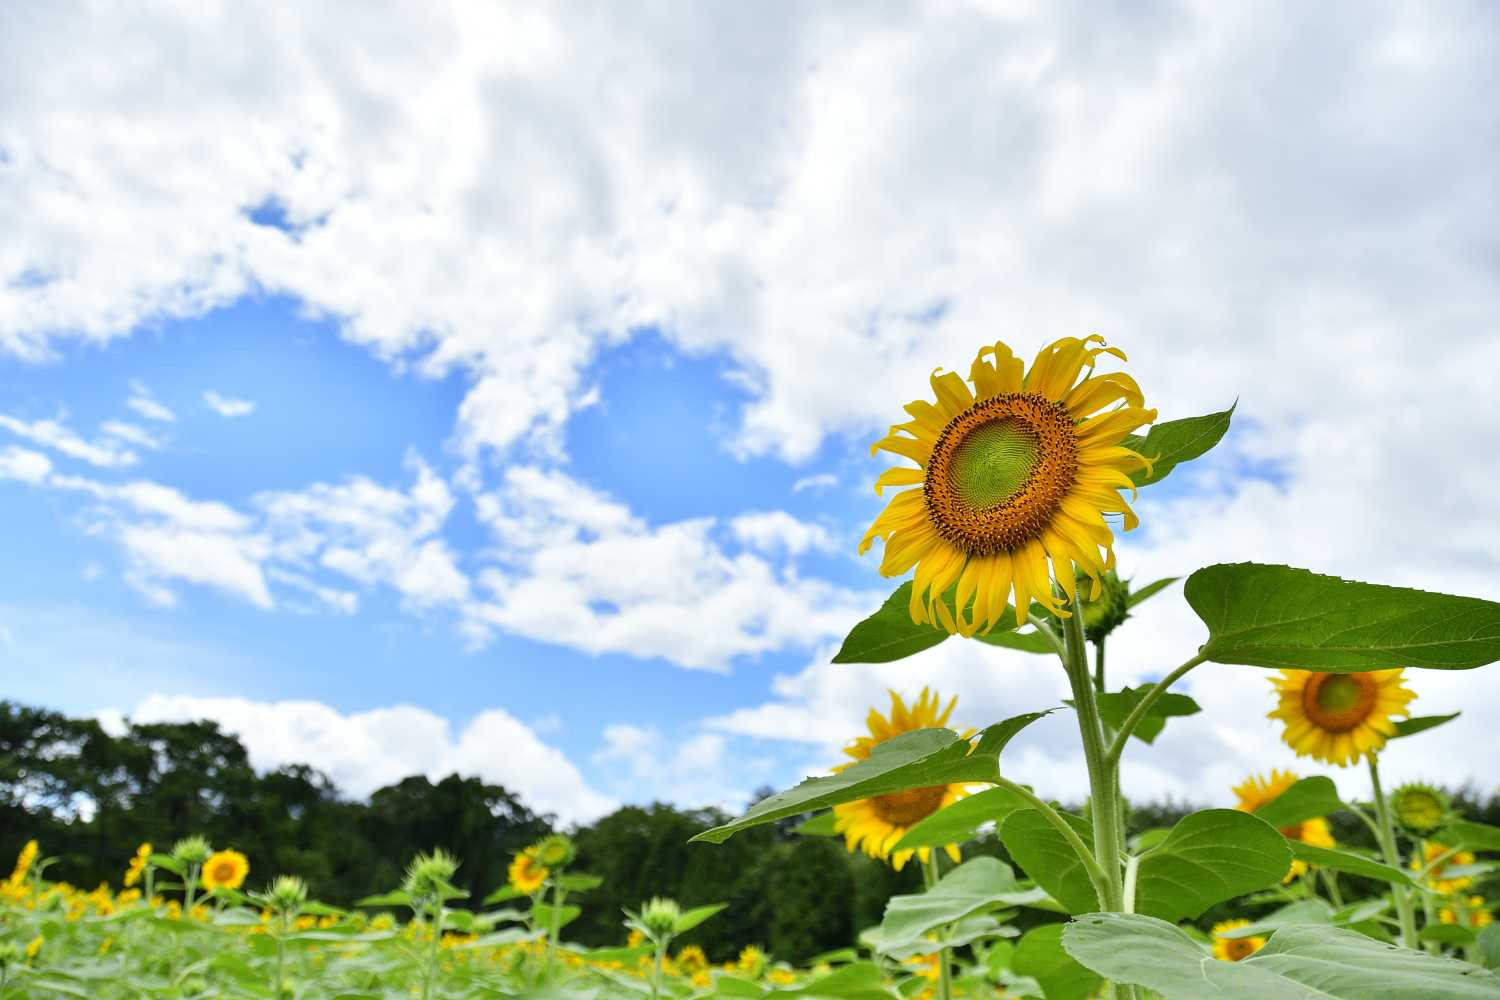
[673,902,726,934]
[893,786,1032,851]
[773,961,892,1000]
[999,809,1099,914]
[1287,842,1418,886]
[974,627,1055,655]
[876,858,1032,957]
[1478,925,1500,970]
[1186,563,1500,670]
[1062,913,1500,999]
[1122,406,1235,488]
[1442,820,1500,852]
[795,811,840,837]
[1135,810,1291,922]
[1215,899,1332,939]
[1250,776,1342,829]
[1094,685,1200,745]
[833,583,949,663]
[691,714,1048,844]
[1012,924,1102,1000]
[1392,712,1462,739]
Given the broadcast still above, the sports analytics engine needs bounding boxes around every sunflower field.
[7,335,1500,999]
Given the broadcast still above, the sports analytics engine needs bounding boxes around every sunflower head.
[736,945,768,978]
[861,336,1156,636]
[171,836,212,868]
[639,897,683,939]
[1267,669,1415,766]
[832,688,974,871]
[265,875,308,916]
[532,834,576,869]
[403,849,460,903]
[1414,841,1477,893]
[1211,920,1266,962]
[200,850,249,891]
[1391,782,1450,836]
[507,849,549,895]
[1439,896,1494,929]
[1230,770,1335,881]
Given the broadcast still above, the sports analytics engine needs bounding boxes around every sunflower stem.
[1093,638,1106,694]
[922,854,954,1000]
[1103,654,1206,767]
[1367,753,1419,949]
[996,777,1110,908]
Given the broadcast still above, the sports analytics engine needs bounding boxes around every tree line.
[4,701,1496,962]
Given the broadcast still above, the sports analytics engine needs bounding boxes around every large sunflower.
[861,336,1155,635]
[832,688,973,871]
[1268,669,1415,766]
[1232,770,1336,880]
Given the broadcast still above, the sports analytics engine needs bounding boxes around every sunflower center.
[924,393,1078,556]
[1279,822,1305,840]
[869,785,947,828]
[1301,673,1377,732]
[1222,938,1258,962]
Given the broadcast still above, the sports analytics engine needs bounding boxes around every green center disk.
[948,418,1041,511]
[1317,675,1363,712]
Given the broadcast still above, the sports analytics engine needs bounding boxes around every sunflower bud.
[402,849,460,903]
[1078,569,1131,642]
[171,835,212,868]
[1391,782,1450,836]
[639,897,682,939]
[266,875,308,916]
[533,834,576,869]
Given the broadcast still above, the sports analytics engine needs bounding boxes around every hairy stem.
[996,776,1110,908]
[1367,754,1419,949]
[422,902,443,1000]
[1094,637,1106,694]
[922,854,954,1000]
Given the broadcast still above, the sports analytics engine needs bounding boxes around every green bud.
[1079,570,1131,643]
[402,849,460,902]
[171,835,212,867]
[533,834,575,869]
[1391,782,1450,836]
[265,875,308,915]
[640,896,682,939]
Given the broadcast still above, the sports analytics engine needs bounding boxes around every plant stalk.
[548,876,563,977]
[1094,637,1106,694]
[995,776,1110,907]
[1103,654,1206,767]
[651,940,665,1000]
[422,902,443,1000]
[1367,754,1418,949]
[921,853,955,1000]
[274,913,287,998]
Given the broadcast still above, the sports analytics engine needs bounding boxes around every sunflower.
[1267,669,1415,766]
[1439,896,1494,929]
[1211,920,1266,962]
[860,336,1156,635]
[1414,842,1477,894]
[508,849,549,894]
[832,688,974,871]
[1231,770,1336,881]
[200,849,249,891]
[123,843,151,888]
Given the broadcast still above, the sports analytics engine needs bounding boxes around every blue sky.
[4,2,1499,823]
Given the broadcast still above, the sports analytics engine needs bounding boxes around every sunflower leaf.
[1250,776,1343,829]
[794,811,840,837]
[1478,925,1500,970]
[1286,842,1419,886]
[1440,819,1500,852]
[1186,563,1500,670]
[1127,576,1180,607]
[690,713,1049,845]
[832,582,949,663]
[1121,405,1234,488]
[893,785,1033,851]
[1061,913,1500,1000]
[998,809,1099,914]
[1094,685,1200,745]
[875,858,1031,957]
[1136,809,1292,922]
[1392,712,1462,739]
[1012,923,1103,1000]
[974,625,1055,655]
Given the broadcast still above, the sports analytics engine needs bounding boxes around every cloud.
[464,466,874,670]
[123,694,617,824]
[0,414,139,468]
[203,390,256,418]
[126,381,176,423]
[101,420,165,450]
[792,473,838,494]
[729,511,837,556]
[0,446,52,484]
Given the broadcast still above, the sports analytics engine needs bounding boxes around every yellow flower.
[1231,769,1336,880]
[25,935,42,960]
[676,944,708,974]
[507,849,549,894]
[124,843,152,888]
[737,945,767,978]
[1211,920,1266,962]
[1439,896,1494,928]
[905,953,942,982]
[200,850,249,891]
[9,840,38,885]
[1267,669,1415,766]
[861,335,1155,635]
[833,688,973,871]
[626,929,645,948]
[1414,842,1477,893]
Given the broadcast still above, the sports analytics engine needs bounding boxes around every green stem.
[1104,655,1207,767]
[996,777,1109,907]
[274,914,287,998]
[1093,637,1106,694]
[547,877,563,978]
[422,902,443,1000]
[651,940,665,1000]
[1367,754,1418,949]
[922,854,954,1000]
[1319,869,1345,909]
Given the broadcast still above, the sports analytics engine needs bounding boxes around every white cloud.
[124,694,616,824]
[101,420,165,450]
[126,381,176,423]
[0,414,138,468]
[0,446,52,483]
[203,391,256,418]
[729,511,837,556]
[792,473,838,494]
[465,466,873,670]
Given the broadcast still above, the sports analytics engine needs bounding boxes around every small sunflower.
[1268,669,1415,766]
[200,850,249,891]
[123,843,151,888]
[508,849,549,894]
[1439,896,1494,929]
[1231,769,1336,881]
[1211,920,1266,962]
[1390,782,1450,836]
[832,688,974,871]
[1414,842,1477,894]
[861,336,1156,635]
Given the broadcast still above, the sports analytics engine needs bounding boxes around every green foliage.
[1186,563,1500,670]
[1062,913,1500,999]
[1093,685,1201,745]
[1134,810,1291,922]
[1285,842,1418,886]
[892,786,1031,851]
[1121,405,1235,487]
[832,582,949,663]
[999,809,1098,913]
[1392,712,1462,739]
[874,858,1030,957]
[1012,923,1102,1000]
[1248,776,1342,829]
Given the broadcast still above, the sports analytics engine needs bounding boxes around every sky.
[3,1,1499,826]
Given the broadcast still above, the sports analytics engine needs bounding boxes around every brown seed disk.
[923,393,1078,555]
